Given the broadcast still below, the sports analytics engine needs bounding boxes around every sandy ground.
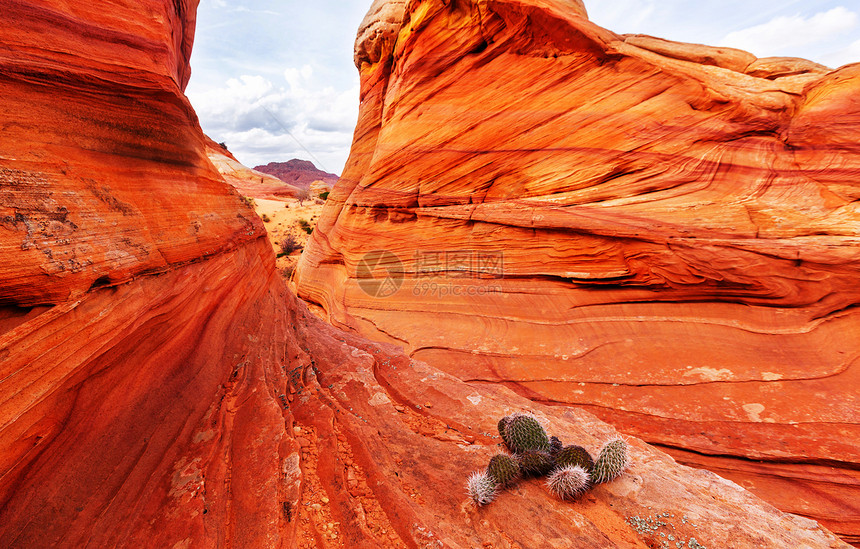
[250,197,326,278]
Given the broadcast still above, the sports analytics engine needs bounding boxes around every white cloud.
[587,0,657,35]
[186,67,359,174]
[721,7,859,59]
[821,37,860,68]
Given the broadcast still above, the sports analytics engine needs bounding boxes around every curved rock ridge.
[204,137,303,200]
[0,0,260,308]
[1,246,850,549]
[295,0,860,542]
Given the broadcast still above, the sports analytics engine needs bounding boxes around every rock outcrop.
[0,0,853,547]
[254,160,339,193]
[295,0,860,543]
[205,137,302,200]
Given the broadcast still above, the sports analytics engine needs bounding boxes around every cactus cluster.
[466,412,631,506]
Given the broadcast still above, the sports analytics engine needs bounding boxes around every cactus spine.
[498,416,512,448]
[591,437,630,484]
[555,444,595,472]
[549,436,563,457]
[517,450,555,477]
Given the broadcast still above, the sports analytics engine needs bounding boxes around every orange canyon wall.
[0,0,854,547]
[295,0,860,543]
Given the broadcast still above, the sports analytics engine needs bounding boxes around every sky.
[186,1,860,175]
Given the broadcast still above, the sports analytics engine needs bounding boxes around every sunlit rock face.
[295,0,860,543]
[0,1,289,546]
[204,137,302,200]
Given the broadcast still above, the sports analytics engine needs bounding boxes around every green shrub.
[298,219,313,235]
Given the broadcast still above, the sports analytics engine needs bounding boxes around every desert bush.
[298,219,313,235]
[278,234,301,257]
[319,191,330,200]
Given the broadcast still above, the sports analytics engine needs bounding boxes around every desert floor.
[251,197,326,278]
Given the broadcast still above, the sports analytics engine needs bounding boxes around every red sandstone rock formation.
[205,137,302,200]
[254,160,339,193]
[0,0,853,547]
[295,0,860,543]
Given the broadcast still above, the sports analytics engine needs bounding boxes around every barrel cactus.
[466,470,498,506]
[487,454,520,487]
[591,437,630,484]
[498,416,513,448]
[504,414,550,454]
[555,444,594,472]
[517,449,555,477]
[546,465,590,500]
[549,436,563,457]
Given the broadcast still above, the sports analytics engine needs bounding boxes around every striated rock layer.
[295,0,860,543]
[205,137,302,201]
[0,0,852,547]
[0,0,262,307]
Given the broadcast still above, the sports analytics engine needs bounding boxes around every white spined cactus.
[546,465,590,500]
[466,470,499,506]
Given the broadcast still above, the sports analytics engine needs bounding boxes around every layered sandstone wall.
[0,0,263,307]
[295,0,860,542]
[0,0,854,547]
[204,136,303,201]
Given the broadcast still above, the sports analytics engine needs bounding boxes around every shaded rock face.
[0,0,852,548]
[0,0,260,307]
[254,159,339,192]
[295,0,860,543]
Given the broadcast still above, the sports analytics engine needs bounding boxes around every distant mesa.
[254,159,338,192]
